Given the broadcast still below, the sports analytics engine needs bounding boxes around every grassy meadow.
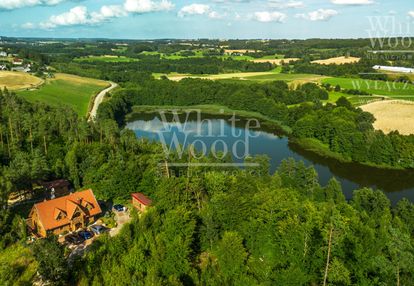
[74,55,139,63]
[322,77,414,97]
[154,69,327,84]
[18,73,109,116]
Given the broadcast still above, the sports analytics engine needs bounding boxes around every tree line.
[97,76,414,169]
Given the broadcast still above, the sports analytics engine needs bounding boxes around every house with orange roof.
[27,189,102,238]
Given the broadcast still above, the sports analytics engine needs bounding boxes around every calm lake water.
[126,112,414,204]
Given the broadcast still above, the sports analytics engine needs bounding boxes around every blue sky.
[0,0,413,39]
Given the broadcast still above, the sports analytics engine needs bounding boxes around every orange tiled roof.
[33,189,102,231]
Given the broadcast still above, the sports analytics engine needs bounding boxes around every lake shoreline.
[126,104,412,172]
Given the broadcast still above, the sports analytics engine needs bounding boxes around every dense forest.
[53,57,273,78]
[1,87,414,285]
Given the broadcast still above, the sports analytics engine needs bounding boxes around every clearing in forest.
[17,73,109,116]
[0,71,44,90]
[159,71,326,83]
[312,56,360,65]
[74,55,139,63]
[360,100,414,135]
[251,58,300,65]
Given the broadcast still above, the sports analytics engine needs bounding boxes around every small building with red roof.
[131,193,152,212]
[12,58,23,65]
[27,189,102,237]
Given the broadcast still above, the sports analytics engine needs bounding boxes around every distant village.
[0,49,31,72]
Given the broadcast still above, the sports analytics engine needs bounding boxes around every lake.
[126,111,414,204]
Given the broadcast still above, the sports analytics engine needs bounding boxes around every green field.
[141,50,290,62]
[245,72,324,82]
[74,55,139,63]
[322,77,414,96]
[158,70,326,84]
[140,50,205,60]
[324,91,350,103]
[18,73,109,116]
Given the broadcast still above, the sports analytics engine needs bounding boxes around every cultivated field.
[0,71,44,90]
[18,73,109,116]
[322,77,414,97]
[161,71,276,81]
[251,58,300,65]
[312,56,360,65]
[224,49,261,54]
[158,71,326,83]
[74,55,139,63]
[360,100,414,135]
[140,50,205,60]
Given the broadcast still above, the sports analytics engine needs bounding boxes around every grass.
[155,69,327,83]
[140,50,205,60]
[219,55,256,61]
[246,73,324,83]
[347,96,385,106]
[0,71,44,90]
[322,91,350,104]
[290,137,349,162]
[141,51,290,62]
[18,73,109,116]
[74,55,139,63]
[322,77,414,97]
[0,56,13,63]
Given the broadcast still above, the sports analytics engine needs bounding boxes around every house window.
[73,211,81,218]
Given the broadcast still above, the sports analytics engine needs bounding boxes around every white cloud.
[178,3,223,19]
[408,11,414,18]
[26,0,174,29]
[124,0,174,13]
[178,4,210,17]
[21,22,35,29]
[268,0,304,9]
[208,11,225,19]
[0,0,66,10]
[330,0,373,5]
[253,11,286,23]
[297,9,338,21]
[90,5,127,23]
[38,5,126,29]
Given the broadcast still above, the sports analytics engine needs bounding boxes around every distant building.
[11,66,30,72]
[132,193,152,212]
[27,189,102,237]
[40,179,71,199]
[12,58,23,65]
[0,51,7,57]
[373,65,414,74]
[0,65,6,70]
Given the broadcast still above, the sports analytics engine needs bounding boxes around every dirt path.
[88,82,118,121]
[110,211,131,237]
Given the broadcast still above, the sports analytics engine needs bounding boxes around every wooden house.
[132,193,152,212]
[27,189,102,238]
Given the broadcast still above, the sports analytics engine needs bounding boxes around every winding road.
[88,81,118,121]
